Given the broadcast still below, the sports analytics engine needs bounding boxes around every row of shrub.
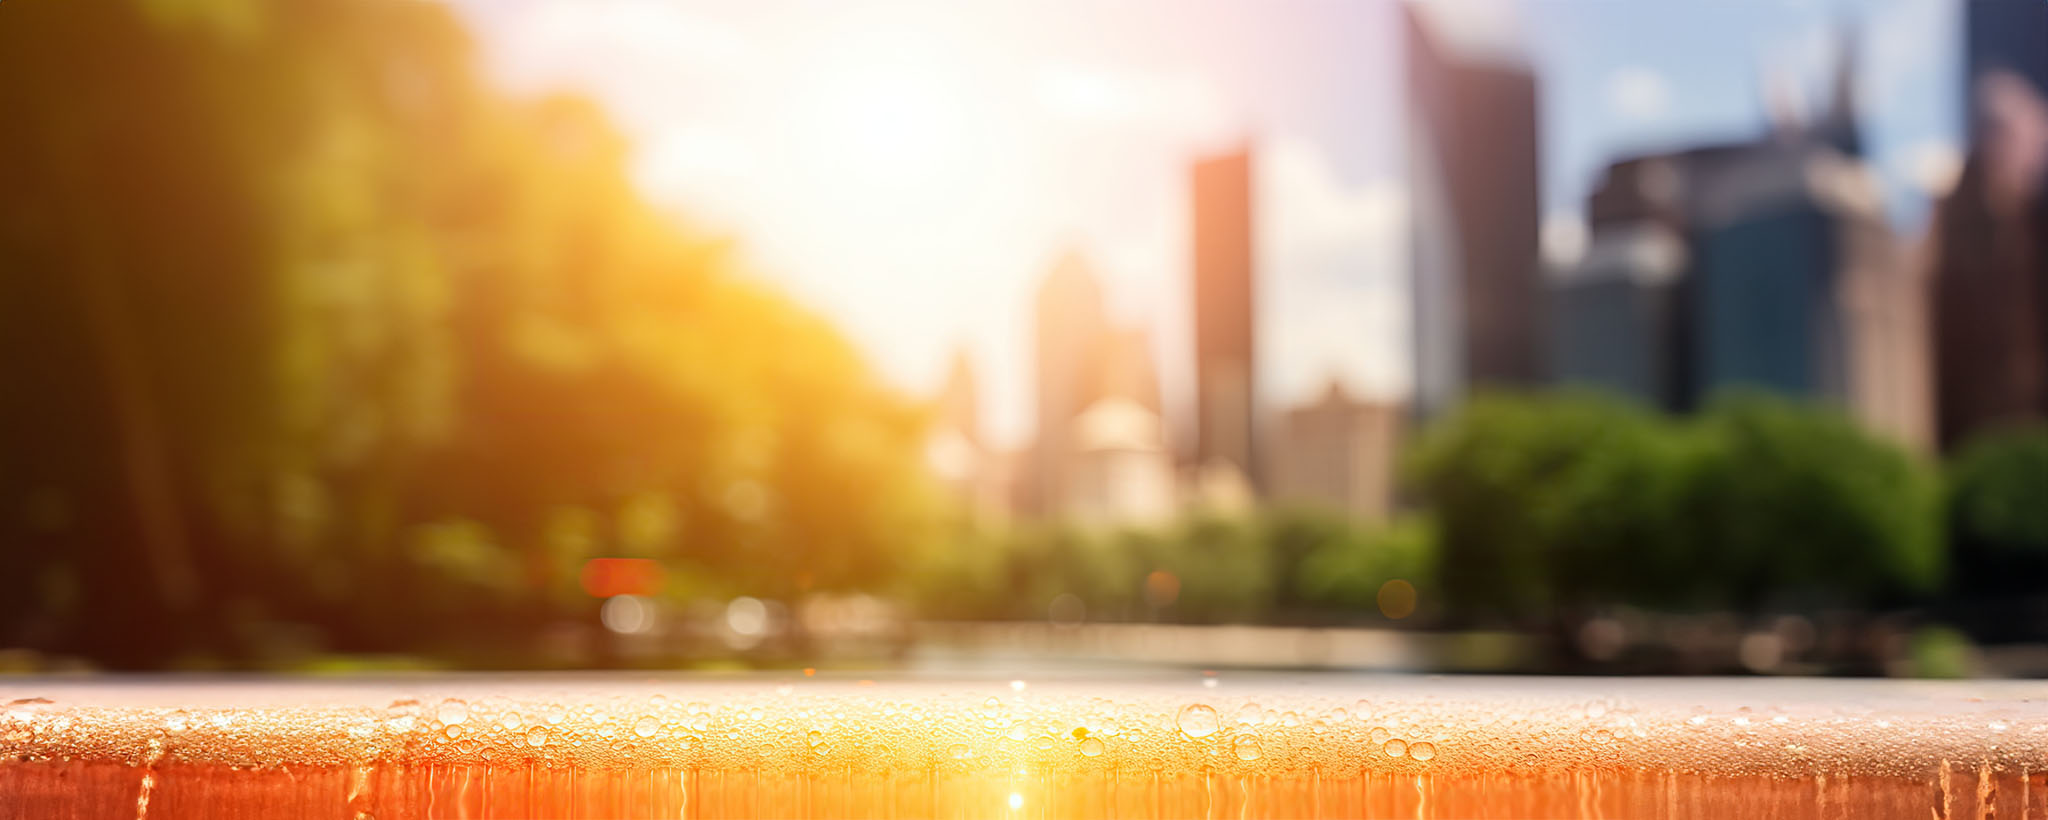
[906,390,2048,637]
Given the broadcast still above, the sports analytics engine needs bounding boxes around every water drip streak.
[134,731,166,820]
[1980,764,1998,820]
[1936,759,1954,820]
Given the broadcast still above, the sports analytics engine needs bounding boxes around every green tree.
[1287,512,1436,619]
[1944,426,2048,600]
[0,0,940,667]
[1676,393,1942,610]
[1404,391,1681,621]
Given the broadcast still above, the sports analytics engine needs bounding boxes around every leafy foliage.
[0,0,938,666]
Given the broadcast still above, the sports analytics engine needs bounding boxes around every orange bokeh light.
[579,558,665,598]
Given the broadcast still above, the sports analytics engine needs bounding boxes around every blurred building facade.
[1964,0,2048,123]
[1405,3,1544,420]
[1187,150,1261,489]
[1271,381,1402,523]
[1931,69,2048,449]
[1023,252,1177,526]
[1031,251,1110,516]
[1066,328,1177,526]
[1551,44,1932,450]
[1191,150,1260,491]
[1929,0,2048,450]
[926,350,1017,522]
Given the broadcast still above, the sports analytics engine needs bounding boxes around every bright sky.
[446,0,1960,449]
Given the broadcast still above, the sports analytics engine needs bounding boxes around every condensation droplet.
[1410,741,1436,761]
[1079,737,1105,757]
[1384,738,1408,757]
[636,716,660,738]
[1177,704,1221,738]
[499,712,522,731]
[1233,735,1262,761]
[436,699,469,726]
[1369,726,1391,744]
[526,726,548,747]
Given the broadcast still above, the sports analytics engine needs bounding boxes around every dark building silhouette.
[1191,149,1258,487]
[1405,3,1544,420]
[1931,70,2048,449]
[1965,0,2048,132]
[1552,44,1931,448]
[1549,156,1691,407]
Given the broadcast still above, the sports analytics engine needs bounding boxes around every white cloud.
[1032,63,1231,141]
[1606,66,1672,123]
[1256,139,1409,405]
[1412,0,1530,62]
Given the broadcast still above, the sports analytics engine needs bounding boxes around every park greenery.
[1,0,941,667]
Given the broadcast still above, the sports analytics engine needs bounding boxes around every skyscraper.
[1032,251,1108,516]
[1405,2,1543,420]
[1551,40,1931,449]
[1191,149,1258,486]
[1965,0,2048,131]
[1931,70,2048,449]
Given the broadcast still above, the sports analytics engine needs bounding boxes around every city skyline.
[448,0,1963,448]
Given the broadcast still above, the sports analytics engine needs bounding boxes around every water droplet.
[436,699,469,726]
[1177,704,1220,738]
[444,725,462,740]
[1233,735,1262,761]
[1369,726,1391,744]
[499,712,522,731]
[526,726,548,747]
[636,716,660,738]
[1233,704,1262,725]
[806,729,824,747]
[545,705,567,725]
[982,696,1002,715]
[948,743,971,759]
[1006,724,1029,742]
[1325,707,1348,724]
[1384,738,1408,757]
[1034,734,1055,751]
[1079,737,1105,757]
[1410,741,1436,761]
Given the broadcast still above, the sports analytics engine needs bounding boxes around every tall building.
[1032,251,1109,516]
[1066,329,1177,527]
[1030,253,1177,525]
[926,349,1017,522]
[1548,158,1691,407]
[1191,150,1258,488]
[1272,381,1403,523]
[1549,39,1931,450]
[1931,70,2048,449]
[1405,2,1544,420]
[1965,0,2048,132]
